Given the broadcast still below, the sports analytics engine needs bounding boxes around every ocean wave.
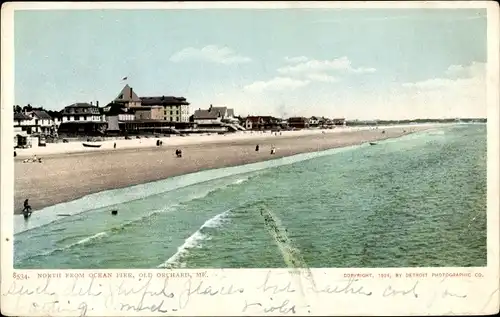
[232,177,249,185]
[22,231,108,262]
[157,209,232,269]
[117,205,179,230]
[18,204,178,262]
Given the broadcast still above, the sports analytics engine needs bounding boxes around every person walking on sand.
[255,144,260,152]
[22,199,32,219]
[114,142,117,149]
[270,146,276,155]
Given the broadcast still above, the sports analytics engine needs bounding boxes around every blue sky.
[14,8,487,119]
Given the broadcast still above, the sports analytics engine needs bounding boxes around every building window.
[170,117,173,121]
[176,117,179,121]
[176,110,179,114]
[75,115,80,121]
[170,111,173,115]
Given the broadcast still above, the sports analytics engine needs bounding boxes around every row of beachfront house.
[14,84,346,139]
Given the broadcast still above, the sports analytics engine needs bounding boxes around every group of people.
[22,155,42,163]
[255,144,276,155]
[175,149,183,158]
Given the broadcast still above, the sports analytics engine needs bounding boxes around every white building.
[61,102,104,123]
[27,110,56,134]
[14,110,57,135]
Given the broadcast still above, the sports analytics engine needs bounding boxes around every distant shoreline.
[13,124,441,215]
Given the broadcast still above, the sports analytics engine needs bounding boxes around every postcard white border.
[1,2,499,316]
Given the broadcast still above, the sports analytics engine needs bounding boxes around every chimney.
[209,104,213,111]
[130,88,133,99]
[90,101,93,106]
[97,101,99,107]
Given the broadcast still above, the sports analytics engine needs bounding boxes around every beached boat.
[82,143,102,148]
[369,142,377,145]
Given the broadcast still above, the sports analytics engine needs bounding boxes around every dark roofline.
[66,103,98,108]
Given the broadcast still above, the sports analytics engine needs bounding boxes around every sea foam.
[157,209,231,268]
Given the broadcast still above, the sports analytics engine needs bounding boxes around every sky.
[14,8,487,120]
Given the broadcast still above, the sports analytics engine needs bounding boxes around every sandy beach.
[14,125,438,214]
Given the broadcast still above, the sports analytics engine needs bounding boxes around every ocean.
[14,124,487,269]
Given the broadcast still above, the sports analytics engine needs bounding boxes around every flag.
[122,76,128,81]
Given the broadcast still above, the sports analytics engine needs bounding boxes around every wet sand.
[14,126,431,214]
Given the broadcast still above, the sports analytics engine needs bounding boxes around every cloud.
[243,77,310,93]
[277,56,376,75]
[284,56,309,63]
[445,61,485,79]
[306,73,338,83]
[402,62,485,90]
[394,61,486,119]
[170,45,252,65]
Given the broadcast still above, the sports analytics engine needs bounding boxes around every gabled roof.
[140,96,189,106]
[30,110,52,120]
[14,113,31,120]
[193,109,219,120]
[210,106,227,114]
[115,84,141,103]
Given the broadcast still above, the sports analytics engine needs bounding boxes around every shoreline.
[14,125,440,214]
[13,123,445,158]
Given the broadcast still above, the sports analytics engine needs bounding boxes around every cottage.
[14,112,36,134]
[332,118,346,126]
[27,110,55,134]
[309,116,321,127]
[287,117,310,129]
[192,105,237,125]
[244,116,281,131]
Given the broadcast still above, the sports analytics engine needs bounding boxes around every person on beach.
[270,146,276,155]
[114,142,117,149]
[255,145,260,152]
[176,149,182,158]
[22,199,32,219]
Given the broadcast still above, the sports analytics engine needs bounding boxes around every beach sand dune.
[14,126,432,214]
